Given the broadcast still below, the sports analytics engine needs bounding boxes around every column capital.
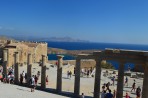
[3,48,8,51]
[42,55,46,58]
[28,53,32,55]
[94,56,102,62]
[57,55,64,58]
[15,52,19,54]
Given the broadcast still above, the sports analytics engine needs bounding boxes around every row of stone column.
[73,58,127,98]
[74,58,148,98]
[1,49,132,97]
[4,49,148,98]
[74,58,102,98]
[2,49,64,92]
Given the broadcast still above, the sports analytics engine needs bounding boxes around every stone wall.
[49,60,96,68]
[0,40,48,66]
[34,43,47,63]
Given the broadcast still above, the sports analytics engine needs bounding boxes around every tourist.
[136,86,141,98]
[10,74,14,84]
[7,75,11,83]
[90,67,93,74]
[81,68,85,77]
[124,77,128,86]
[106,82,110,91]
[46,75,48,85]
[34,75,38,86]
[131,80,136,92]
[125,92,130,98]
[22,71,25,78]
[30,75,35,92]
[111,76,115,86]
[80,93,85,98]
[101,90,106,98]
[106,89,113,98]
[2,72,6,83]
[22,71,25,83]
[87,70,89,78]
[20,74,23,85]
[25,73,27,83]
[69,71,72,78]
[55,61,58,65]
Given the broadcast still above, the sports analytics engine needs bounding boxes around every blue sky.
[0,0,148,44]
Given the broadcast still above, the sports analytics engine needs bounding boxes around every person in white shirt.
[30,75,35,92]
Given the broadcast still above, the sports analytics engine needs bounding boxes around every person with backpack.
[30,75,35,92]
[105,90,113,98]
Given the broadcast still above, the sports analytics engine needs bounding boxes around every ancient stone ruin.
[2,47,148,98]
[0,40,47,66]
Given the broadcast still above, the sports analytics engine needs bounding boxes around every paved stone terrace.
[0,82,68,98]
[0,63,143,98]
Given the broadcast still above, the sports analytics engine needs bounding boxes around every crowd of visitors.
[1,67,14,84]
[81,67,93,77]
[0,65,142,97]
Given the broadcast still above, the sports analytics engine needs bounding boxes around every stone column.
[3,49,8,76]
[7,49,10,67]
[74,58,81,97]
[116,60,125,98]
[142,62,148,98]
[41,55,46,89]
[14,52,19,84]
[93,58,102,98]
[56,55,64,93]
[27,53,32,84]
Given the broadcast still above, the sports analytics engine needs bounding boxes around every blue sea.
[47,42,148,70]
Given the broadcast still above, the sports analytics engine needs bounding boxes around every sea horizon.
[47,41,148,51]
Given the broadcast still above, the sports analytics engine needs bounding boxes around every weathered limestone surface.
[142,62,148,98]
[0,40,47,67]
[74,58,81,97]
[93,58,101,98]
[41,55,46,89]
[3,49,8,75]
[14,52,19,84]
[56,55,64,93]
[116,61,125,98]
[27,53,32,84]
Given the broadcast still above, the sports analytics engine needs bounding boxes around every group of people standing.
[101,83,116,98]
[101,70,142,98]
[81,67,93,77]
[1,67,14,84]
[19,70,49,92]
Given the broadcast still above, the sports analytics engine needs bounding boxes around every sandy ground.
[0,82,68,98]
[0,63,144,98]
